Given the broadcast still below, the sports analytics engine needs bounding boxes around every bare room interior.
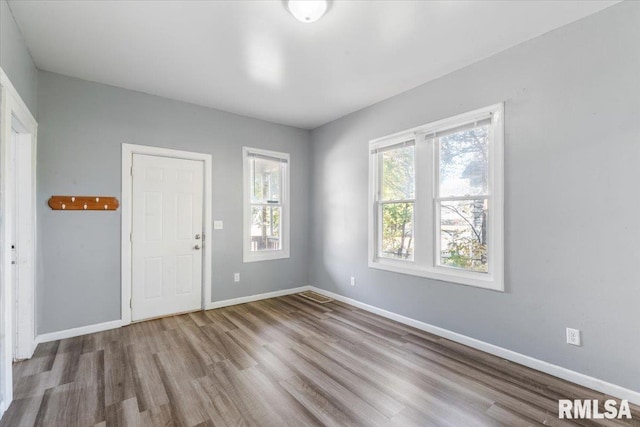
[0,0,639,425]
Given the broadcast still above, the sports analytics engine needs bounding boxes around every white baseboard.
[309,286,640,406]
[206,286,311,310]
[32,285,637,406]
[35,319,125,344]
[33,287,313,345]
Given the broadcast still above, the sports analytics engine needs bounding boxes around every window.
[243,147,290,262]
[369,104,504,290]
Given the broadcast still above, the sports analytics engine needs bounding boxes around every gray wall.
[0,0,37,114]
[310,1,640,391]
[36,71,311,334]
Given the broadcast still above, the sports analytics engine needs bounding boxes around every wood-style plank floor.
[2,294,638,426]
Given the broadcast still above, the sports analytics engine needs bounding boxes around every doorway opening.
[0,70,38,417]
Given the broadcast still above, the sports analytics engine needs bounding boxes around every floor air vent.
[298,291,333,304]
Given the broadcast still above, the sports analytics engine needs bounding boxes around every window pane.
[381,202,414,260]
[439,125,488,197]
[381,145,414,201]
[250,157,282,203]
[439,199,488,272]
[250,205,281,252]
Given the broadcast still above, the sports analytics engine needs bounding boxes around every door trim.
[121,143,212,326]
[0,67,38,417]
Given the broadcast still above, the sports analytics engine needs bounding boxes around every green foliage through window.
[379,144,415,260]
[381,202,413,260]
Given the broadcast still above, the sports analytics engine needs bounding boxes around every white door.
[131,154,204,321]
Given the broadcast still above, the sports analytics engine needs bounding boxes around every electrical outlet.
[566,328,581,346]
[350,276,356,286]
[214,220,224,230]
[234,273,240,282]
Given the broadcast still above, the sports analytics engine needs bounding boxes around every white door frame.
[121,143,212,325]
[0,68,37,416]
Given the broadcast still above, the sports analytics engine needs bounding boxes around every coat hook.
[48,195,119,211]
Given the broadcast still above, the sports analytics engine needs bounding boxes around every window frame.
[368,103,504,291]
[242,146,291,263]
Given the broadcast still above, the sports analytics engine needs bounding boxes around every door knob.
[194,244,201,250]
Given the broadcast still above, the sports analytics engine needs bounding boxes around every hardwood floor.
[2,294,638,426]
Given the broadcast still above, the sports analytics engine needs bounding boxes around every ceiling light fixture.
[288,0,327,23]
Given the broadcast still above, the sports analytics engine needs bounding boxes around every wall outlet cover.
[566,328,581,346]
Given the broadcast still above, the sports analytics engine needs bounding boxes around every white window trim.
[242,147,290,263]
[368,103,504,291]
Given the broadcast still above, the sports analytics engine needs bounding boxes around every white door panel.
[131,154,203,321]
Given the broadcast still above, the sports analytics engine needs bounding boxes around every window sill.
[243,250,290,263]
[369,259,503,292]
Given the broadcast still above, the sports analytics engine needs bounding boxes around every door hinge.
[130,299,132,308]
[130,232,133,242]
[130,166,134,176]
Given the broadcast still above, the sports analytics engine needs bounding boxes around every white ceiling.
[9,0,618,129]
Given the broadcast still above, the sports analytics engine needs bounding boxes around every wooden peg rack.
[48,196,119,211]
